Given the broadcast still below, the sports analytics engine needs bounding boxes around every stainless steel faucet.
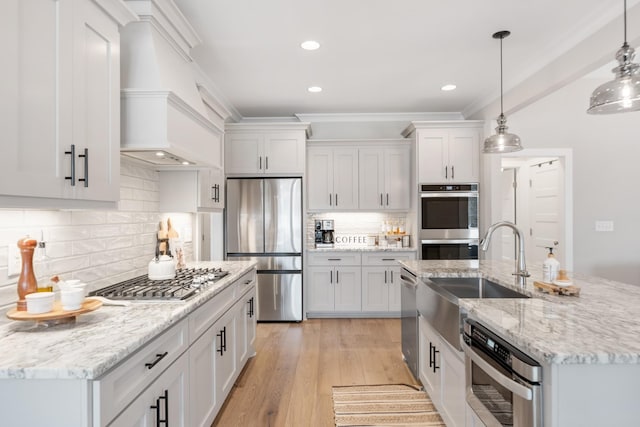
[480,221,530,286]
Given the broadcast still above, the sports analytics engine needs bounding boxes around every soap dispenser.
[543,246,560,283]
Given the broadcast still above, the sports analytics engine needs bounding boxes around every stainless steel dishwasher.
[400,267,419,379]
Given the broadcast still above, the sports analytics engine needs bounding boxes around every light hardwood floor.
[212,318,419,427]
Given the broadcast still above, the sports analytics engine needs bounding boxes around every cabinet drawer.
[93,318,189,427]
[307,252,362,266]
[362,251,415,266]
[236,269,257,297]
[189,284,237,343]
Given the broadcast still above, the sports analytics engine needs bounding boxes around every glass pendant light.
[483,30,523,154]
[588,0,640,114]
[587,0,640,114]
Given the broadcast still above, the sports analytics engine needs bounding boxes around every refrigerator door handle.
[273,281,278,310]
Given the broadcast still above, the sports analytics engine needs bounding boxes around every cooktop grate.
[89,267,229,301]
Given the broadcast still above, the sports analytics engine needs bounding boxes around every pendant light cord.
[500,36,504,115]
[624,0,628,46]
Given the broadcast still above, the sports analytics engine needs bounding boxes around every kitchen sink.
[428,277,529,299]
[417,276,529,351]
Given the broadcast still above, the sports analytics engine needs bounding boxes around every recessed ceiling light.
[182,161,190,165]
[301,40,320,50]
[308,86,322,93]
[441,84,457,91]
[155,151,165,157]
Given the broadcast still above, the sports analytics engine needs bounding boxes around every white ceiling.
[173,0,639,119]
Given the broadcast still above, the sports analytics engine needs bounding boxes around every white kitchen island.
[0,261,257,427]
[401,259,640,427]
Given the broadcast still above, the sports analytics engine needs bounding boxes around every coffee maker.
[314,219,335,248]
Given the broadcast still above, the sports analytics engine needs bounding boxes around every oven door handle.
[421,192,478,198]
[421,239,478,245]
[463,341,533,401]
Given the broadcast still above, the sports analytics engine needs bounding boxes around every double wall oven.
[419,183,479,260]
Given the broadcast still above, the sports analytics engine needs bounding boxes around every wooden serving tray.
[6,298,102,323]
[533,280,580,296]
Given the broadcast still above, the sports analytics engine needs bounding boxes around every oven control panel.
[471,327,512,366]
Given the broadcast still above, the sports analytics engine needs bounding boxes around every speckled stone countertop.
[307,246,417,252]
[0,261,256,380]
[400,260,640,365]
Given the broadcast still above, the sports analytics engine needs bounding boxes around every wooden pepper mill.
[16,237,38,311]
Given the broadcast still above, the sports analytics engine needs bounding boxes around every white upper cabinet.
[403,122,482,184]
[359,146,410,210]
[307,146,359,210]
[159,168,224,212]
[225,123,310,175]
[0,0,133,208]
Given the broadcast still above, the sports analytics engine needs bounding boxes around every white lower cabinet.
[307,265,362,312]
[418,314,465,427]
[307,251,414,317]
[110,352,189,427]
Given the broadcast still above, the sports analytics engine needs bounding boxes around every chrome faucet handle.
[513,270,531,278]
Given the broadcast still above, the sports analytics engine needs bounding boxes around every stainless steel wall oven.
[463,319,543,427]
[420,183,479,260]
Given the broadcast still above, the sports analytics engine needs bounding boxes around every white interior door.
[500,168,516,262]
[530,159,563,267]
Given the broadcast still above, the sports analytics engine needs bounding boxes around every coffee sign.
[334,234,370,247]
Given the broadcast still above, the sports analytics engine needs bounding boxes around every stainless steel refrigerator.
[225,178,302,321]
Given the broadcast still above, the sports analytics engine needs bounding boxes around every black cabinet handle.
[145,352,168,369]
[150,389,169,426]
[445,166,448,179]
[329,193,332,206]
[247,297,254,318]
[265,156,269,170]
[384,270,388,284]
[380,193,383,206]
[452,166,455,180]
[386,193,389,205]
[382,258,395,261]
[429,342,434,368]
[217,327,226,355]
[259,156,262,170]
[330,270,333,284]
[335,193,338,206]
[65,144,76,186]
[78,148,88,187]
[336,270,339,283]
[390,270,394,283]
[432,344,440,373]
[328,258,341,261]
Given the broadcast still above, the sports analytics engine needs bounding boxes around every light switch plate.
[595,220,614,232]
[8,245,20,277]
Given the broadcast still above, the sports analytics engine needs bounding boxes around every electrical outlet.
[595,220,614,232]
[8,245,20,277]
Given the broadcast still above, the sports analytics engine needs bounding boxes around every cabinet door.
[440,343,466,427]
[334,266,362,312]
[264,132,305,174]
[332,148,359,209]
[384,147,411,209]
[72,0,120,201]
[225,133,262,174]
[307,147,334,210]
[358,149,385,210]
[189,325,220,427]
[307,266,335,311]
[236,289,257,367]
[448,129,479,183]
[215,309,237,405]
[387,266,402,312]
[111,353,189,427]
[418,315,442,406]
[418,130,448,183]
[0,0,69,200]
[210,167,225,209]
[198,169,215,210]
[361,266,389,311]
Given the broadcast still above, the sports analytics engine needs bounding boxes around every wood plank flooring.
[212,318,418,427]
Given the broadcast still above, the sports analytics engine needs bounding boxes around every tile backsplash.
[0,159,193,310]
[306,212,412,248]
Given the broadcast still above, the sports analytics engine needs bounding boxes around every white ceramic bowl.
[25,292,55,314]
[60,288,85,311]
[59,281,88,296]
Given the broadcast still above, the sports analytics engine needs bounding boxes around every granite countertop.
[400,260,640,366]
[0,261,256,380]
[307,246,417,252]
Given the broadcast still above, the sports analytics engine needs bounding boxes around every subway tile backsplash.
[0,158,193,311]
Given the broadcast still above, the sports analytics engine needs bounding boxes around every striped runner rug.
[332,384,446,426]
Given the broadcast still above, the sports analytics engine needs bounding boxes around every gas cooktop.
[89,267,229,301]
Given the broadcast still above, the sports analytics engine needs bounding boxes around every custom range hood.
[120,0,229,168]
